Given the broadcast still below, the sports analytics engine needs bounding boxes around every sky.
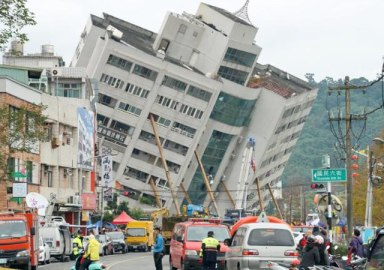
[5,0,384,82]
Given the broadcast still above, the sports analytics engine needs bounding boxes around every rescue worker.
[79,234,100,270]
[199,231,220,270]
[153,227,164,270]
[72,230,84,260]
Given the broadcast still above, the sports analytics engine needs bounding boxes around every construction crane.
[235,137,256,209]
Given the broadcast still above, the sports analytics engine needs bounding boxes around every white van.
[40,217,72,261]
[225,222,297,270]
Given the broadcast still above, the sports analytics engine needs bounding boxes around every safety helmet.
[77,229,82,234]
[306,235,316,244]
[314,235,324,245]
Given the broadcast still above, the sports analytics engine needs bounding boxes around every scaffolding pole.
[194,149,220,216]
[267,183,283,219]
[149,177,163,208]
[149,114,181,215]
[221,182,235,209]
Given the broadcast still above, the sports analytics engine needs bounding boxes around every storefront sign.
[81,193,96,210]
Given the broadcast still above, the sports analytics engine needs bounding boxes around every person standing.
[313,226,327,265]
[79,234,100,270]
[199,231,220,270]
[153,227,164,270]
[349,228,363,258]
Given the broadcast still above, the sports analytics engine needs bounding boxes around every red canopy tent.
[111,211,136,225]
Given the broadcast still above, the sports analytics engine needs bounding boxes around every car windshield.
[248,228,294,246]
[107,232,124,240]
[370,235,384,263]
[187,226,230,242]
[0,220,26,239]
[127,228,145,237]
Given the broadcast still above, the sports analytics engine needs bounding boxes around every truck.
[126,221,154,252]
[0,210,39,270]
[39,216,72,262]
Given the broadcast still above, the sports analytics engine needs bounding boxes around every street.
[41,253,169,270]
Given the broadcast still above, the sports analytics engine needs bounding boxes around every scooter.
[70,249,106,270]
[328,245,341,268]
[341,255,367,270]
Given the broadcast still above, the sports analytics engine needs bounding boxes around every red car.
[169,218,230,270]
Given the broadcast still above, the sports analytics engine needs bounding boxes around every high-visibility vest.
[73,235,83,255]
[199,237,220,262]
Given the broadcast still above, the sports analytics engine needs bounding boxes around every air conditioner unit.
[230,154,236,160]
[51,137,60,148]
[68,196,74,204]
[64,168,72,176]
[74,195,80,205]
[51,68,62,77]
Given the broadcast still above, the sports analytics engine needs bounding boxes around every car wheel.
[148,245,152,252]
[60,255,65,262]
[46,256,50,264]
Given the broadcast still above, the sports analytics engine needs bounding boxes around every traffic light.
[311,183,325,189]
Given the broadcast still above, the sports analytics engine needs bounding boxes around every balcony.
[98,126,127,144]
[163,140,188,156]
[131,148,157,165]
[170,126,195,138]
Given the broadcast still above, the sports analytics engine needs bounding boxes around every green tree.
[0,103,47,180]
[116,201,129,215]
[129,207,144,220]
[0,0,36,51]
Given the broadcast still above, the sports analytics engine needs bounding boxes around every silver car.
[225,223,298,270]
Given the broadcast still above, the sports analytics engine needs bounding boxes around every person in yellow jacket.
[79,234,100,270]
[199,231,220,270]
[73,230,84,257]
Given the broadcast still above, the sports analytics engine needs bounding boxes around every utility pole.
[365,148,374,228]
[328,76,367,241]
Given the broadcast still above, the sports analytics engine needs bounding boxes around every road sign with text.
[312,169,347,182]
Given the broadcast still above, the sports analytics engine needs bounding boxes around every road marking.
[106,255,150,270]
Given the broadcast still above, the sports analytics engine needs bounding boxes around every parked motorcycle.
[342,255,367,270]
[70,249,106,270]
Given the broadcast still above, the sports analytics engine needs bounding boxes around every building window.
[172,122,196,137]
[185,130,232,204]
[158,39,170,53]
[210,92,256,127]
[156,95,178,110]
[218,66,248,85]
[149,114,171,127]
[100,74,125,89]
[187,86,212,102]
[107,54,133,72]
[118,102,142,116]
[282,107,295,118]
[193,31,198,37]
[125,83,150,99]
[132,64,158,81]
[109,120,134,135]
[179,104,203,119]
[97,114,110,126]
[178,24,187,34]
[98,93,117,108]
[55,83,82,98]
[223,47,256,67]
[162,76,187,92]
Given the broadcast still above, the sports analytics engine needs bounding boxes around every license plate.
[132,246,137,248]
[0,259,7,264]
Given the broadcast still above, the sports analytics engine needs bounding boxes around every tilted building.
[71,2,317,214]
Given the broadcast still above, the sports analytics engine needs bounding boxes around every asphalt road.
[40,252,169,270]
